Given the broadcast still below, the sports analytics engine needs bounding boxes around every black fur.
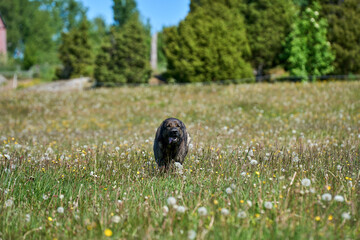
[153,118,190,169]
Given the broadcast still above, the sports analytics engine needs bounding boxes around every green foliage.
[113,0,138,28]
[163,2,252,83]
[322,0,360,74]
[94,14,151,85]
[243,0,296,75]
[57,18,93,79]
[285,2,334,80]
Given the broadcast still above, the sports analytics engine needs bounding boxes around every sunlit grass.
[0,81,359,239]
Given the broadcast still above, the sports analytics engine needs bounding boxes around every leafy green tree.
[94,14,151,85]
[285,2,335,80]
[57,18,93,79]
[0,0,58,65]
[163,2,252,83]
[113,0,138,28]
[321,0,360,74]
[243,0,296,76]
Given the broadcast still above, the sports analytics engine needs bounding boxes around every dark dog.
[153,118,190,169]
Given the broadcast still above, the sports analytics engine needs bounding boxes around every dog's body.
[153,118,190,169]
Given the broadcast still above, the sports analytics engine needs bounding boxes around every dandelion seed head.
[334,195,344,202]
[167,197,177,206]
[5,199,13,207]
[111,215,121,223]
[250,160,258,165]
[301,178,311,187]
[341,212,351,220]
[188,230,196,240]
[176,206,186,213]
[264,201,273,209]
[321,193,332,201]
[198,207,208,216]
[237,211,247,219]
[57,207,64,214]
[226,187,233,195]
[221,208,230,216]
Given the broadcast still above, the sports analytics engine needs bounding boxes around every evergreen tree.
[163,1,252,83]
[113,0,138,28]
[285,2,335,80]
[321,0,360,74]
[94,14,151,85]
[243,0,296,76]
[57,18,93,79]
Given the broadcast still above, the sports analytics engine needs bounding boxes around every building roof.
[0,13,6,28]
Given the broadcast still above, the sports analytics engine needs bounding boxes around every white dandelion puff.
[198,207,208,216]
[321,193,332,201]
[264,201,273,209]
[176,206,186,213]
[43,195,49,200]
[111,215,121,223]
[250,160,258,165]
[226,187,233,195]
[341,212,351,220]
[5,199,13,207]
[247,200,252,207]
[167,197,177,206]
[57,207,64,214]
[188,230,196,240]
[221,208,230,216]
[301,178,311,187]
[334,195,344,202]
[237,211,247,219]
[162,206,169,215]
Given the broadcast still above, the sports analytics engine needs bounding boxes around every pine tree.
[321,0,360,74]
[94,14,151,85]
[113,0,137,28]
[57,18,93,79]
[243,0,296,76]
[163,1,252,83]
[285,2,334,80]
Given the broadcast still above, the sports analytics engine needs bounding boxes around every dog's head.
[160,118,186,145]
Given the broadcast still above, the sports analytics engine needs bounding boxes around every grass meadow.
[0,81,359,239]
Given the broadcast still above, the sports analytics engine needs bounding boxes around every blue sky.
[80,0,190,33]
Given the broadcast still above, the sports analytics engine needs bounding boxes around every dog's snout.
[171,128,178,133]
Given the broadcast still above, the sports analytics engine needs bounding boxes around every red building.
[0,13,7,57]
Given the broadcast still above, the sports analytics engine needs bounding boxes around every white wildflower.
[167,197,177,206]
[334,195,344,202]
[264,201,273,209]
[226,187,233,195]
[250,160,258,165]
[111,215,121,223]
[188,230,197,240]
[59,194,64,200]
[221,208,230,216]
[57,207,64,214]
[5,199,13,207]
[341,212,351,220]
[198,207,208,216]
[301,178,311,187]
[177,206,186,213]
[247,200,252,207]
[237,211,247,219]
[25,214,31,222]
[292,156,299,163]
[43,194,49,200]
[321,193,332,201]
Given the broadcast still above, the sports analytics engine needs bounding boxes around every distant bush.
[163,2,253,83]
[94,14,151,85]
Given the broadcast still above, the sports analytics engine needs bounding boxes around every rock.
[27,77,92,92]
[0,74,7,86]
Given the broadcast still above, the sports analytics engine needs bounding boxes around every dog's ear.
[179,120,186,134]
